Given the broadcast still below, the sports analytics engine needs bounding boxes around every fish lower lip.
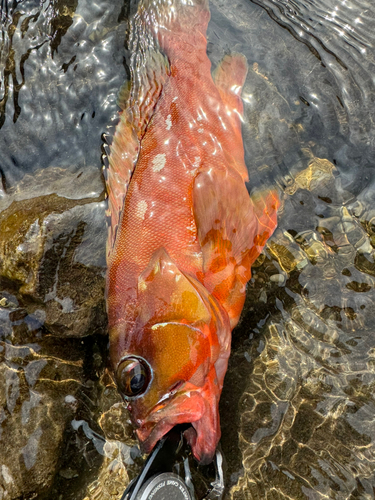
[136,392,206,452]
[139,423,175,455]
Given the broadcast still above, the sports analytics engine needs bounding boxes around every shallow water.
[1,0,375,498]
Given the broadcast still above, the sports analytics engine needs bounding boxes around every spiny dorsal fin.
[116,80,130,111]
[105,7,170,258]
[212,53,249,181]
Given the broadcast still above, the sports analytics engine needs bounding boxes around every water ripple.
[250,0,375,148]
[0,0,125,189]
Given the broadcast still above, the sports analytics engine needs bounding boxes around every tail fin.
[137,0,210,59]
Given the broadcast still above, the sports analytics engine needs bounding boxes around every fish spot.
[152,153,166,172]
[165,114,172,130]
[193,156,201,169]
[138,278,147,291]
[136,200,148,220]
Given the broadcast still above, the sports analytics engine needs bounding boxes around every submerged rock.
[0,166,110,498]
[222,154,375,499]
[0,180,107,338]
[0,301,84,498]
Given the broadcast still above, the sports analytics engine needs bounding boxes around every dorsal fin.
[212,53,249,181]
[104,8,170,258]
[116,80,130,112]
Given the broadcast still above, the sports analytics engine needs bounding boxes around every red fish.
[104,0,278,464]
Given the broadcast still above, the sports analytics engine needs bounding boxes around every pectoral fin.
[193,165,279,326]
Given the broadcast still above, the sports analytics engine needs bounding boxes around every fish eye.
[116,356,151,398]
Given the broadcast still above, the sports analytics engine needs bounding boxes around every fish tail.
[137,0,210,59]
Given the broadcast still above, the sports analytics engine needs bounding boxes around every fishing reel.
[121,425,225,500]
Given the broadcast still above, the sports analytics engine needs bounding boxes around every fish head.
[109,248,230,464]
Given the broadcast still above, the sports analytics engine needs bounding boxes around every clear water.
[1,0,375,498]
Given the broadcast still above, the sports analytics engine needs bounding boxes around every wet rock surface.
[0,163,142,499]
[0,294,139,500]
[0,185,107,338]
[0,298,86,498]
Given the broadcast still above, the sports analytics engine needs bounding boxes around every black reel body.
[121,426,224,500]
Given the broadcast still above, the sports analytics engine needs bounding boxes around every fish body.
[105,0,278,464]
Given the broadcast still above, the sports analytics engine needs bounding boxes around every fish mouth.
[135,389,216,463]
